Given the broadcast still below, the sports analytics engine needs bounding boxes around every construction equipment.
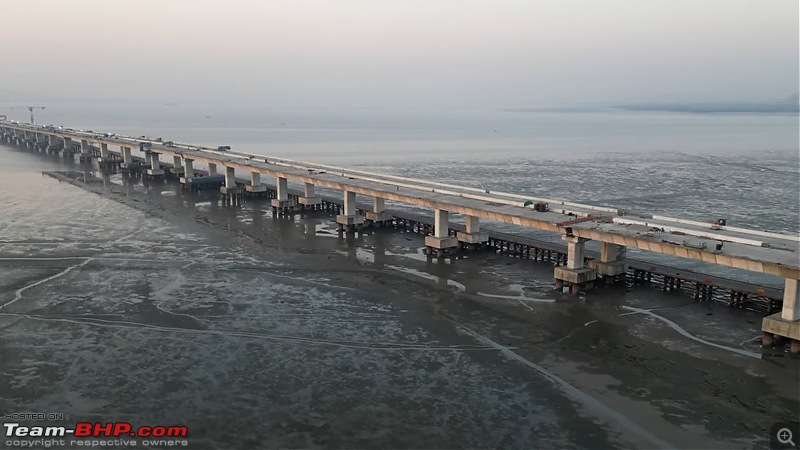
[27,106,45,124]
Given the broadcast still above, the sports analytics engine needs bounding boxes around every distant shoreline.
[504,102,800,115]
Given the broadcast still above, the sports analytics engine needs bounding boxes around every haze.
[2,0,798,111]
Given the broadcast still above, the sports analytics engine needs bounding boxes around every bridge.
[1,119,798,351]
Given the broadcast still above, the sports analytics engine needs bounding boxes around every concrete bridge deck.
[2,120,798,350]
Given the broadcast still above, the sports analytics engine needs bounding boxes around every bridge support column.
[99,143,109,160]
[298,182,321,209]
[425,209,458,258]
[74,140,91,163]
[60,137,71,157]
[762,278,800,352]
[554,236,596,294]
[179,158,194,188]
[47,134,58,153]
[170,155,182,176]
[220,166,241,204]
[588,242,628,283]
[457,215,489,248]
[208,163,217,176]
[121,146,133,166]
[146,152,164,176]
[365,196,391,225]
[336,190,364,233]
[245,171,267,195]
[271,176,295,214]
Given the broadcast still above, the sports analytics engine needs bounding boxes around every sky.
[1,0,798,111]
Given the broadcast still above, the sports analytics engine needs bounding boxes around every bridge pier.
[762,278,800,352]
[220,166,242,205]
[74,140,92,163]
[425,208,458,258]
[47,134,59,153]
[365,196,391,226]
[120,146,136,175]
[34,133,44,152]
[297,182,321,210]
[457,215,489,249]
[554,235,597,294]
[336,190,364,233]
[245,171,267,196]
[168,155,183,177]
[179,158,194,187]
[271,176,296,215]
[208,162,217,176]
[60,137,72,158]
[588,242,628,284]
[146,151,164,177]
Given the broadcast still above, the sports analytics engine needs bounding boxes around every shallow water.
[0,108,798,449]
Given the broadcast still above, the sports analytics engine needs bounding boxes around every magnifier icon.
[778,428,796,447]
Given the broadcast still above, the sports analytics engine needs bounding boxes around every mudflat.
[0,157,797,449]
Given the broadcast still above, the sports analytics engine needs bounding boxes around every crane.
[27,106,45,125]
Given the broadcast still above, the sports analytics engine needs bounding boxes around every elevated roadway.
[2,120,798,348]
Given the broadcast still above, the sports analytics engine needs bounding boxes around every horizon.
[1,0,797,112]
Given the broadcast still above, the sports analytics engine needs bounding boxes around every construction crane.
[27,106,45,125]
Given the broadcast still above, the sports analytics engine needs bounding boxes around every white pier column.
[344,190,356,216]
[298,182,321,207]
[277,176,288,201]
[373,197,385,214]
[208,163,217,176]
[147,152,164,176]
[60,137,72,157]
[172,155,182,174]
[457,215,489,245]
[762,278,800,352]
[75,140,90,162]
[554,235,596,294]
[245,171,267,194]
[782,278,800,321]
[589,242,629,277]
[99,143,109,159]
[224,166,236,188]
[122,146,133,165]
[271,176,296,211]
[365,196,390,223]
[425,208,458,254]
[434,209,449,238]
[565,236,586,269]
[181,158,194,183]
[335,190,364,231]
[219,166,241,200]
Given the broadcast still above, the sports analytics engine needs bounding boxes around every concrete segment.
[781,278,799,321]
[762,313,800,342]
[183,158,194,179]
[554,267,598,284]
[425,235,459,249]
[277,177,288,201]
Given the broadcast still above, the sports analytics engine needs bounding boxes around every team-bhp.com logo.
[4,422,188,438]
